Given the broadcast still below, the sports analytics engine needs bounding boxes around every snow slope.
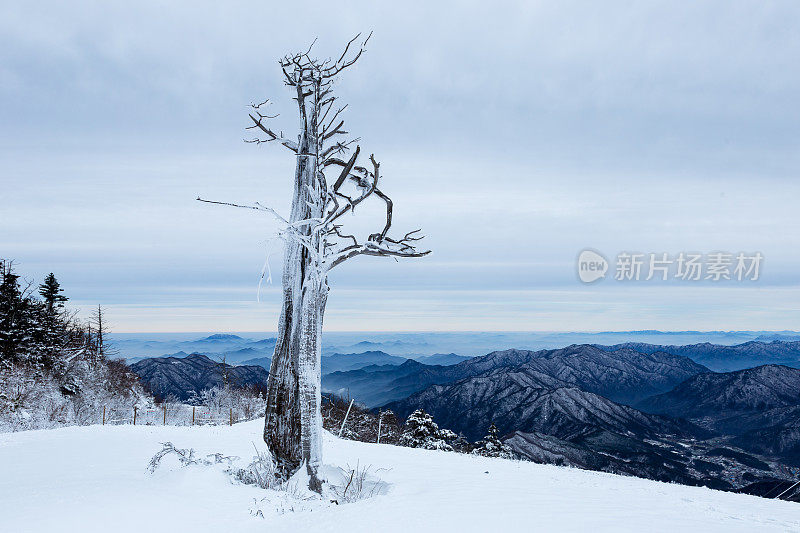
[0,420,797,533]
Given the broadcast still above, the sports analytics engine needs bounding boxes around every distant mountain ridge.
[116,335,278,363]
[322,351,410,372]
[239,350,465,374]
[414,353,472,365]
[597,340,800,371]
[323,359,464,406]
[112,330,800,363]
[129,354,268,401]
[637,364,800,419]
[331,345,708,408]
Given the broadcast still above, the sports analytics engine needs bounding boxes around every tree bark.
[264,85,327,484]
[298,277,328,490]
[262,243,302,470]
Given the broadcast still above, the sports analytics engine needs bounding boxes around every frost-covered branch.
[245,101,299,152]
[196,197,289,225]
[325,230,430,270]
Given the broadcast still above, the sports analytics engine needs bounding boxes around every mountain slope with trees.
[637,365,800,420]
[636,365,800,465]
[386,374,705,442]
[384,348,798,493]
[130,353,269,402]
[0,260,147,431]
[328,345,708,407]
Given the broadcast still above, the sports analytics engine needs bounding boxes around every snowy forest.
[0,260,146,430]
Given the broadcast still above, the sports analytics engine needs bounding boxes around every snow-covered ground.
[0,420,797,533]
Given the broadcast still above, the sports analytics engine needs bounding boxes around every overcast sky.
[2,1,799,332]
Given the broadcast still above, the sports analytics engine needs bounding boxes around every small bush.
[329,462,386,504]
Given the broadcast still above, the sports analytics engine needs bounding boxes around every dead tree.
[198,34,429,490]
[89,305,114,367]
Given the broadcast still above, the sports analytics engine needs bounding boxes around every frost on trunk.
[199,34,429,491]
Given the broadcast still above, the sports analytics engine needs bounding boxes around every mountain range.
[237,350,413,374]
[129,349,470,403]
[387,376,705,442]
[637,364,800,420]
[333,345,708,408]
[382,345,800,493]
[129,353,269,401]
[637,364,800,465]
[123,335,800,497]
[112,330,800,362]
[598,340,800,371]
[323,359,466,406]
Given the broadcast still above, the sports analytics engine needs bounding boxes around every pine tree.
[36,273,70,367]
[0,259,146,429]
[472,423,515,459]
[451,432,473,453]
[399,409,455,451]
[38,273,68,315]
[0,261,33,366]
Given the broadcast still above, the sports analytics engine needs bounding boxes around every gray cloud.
[1,1,799,331]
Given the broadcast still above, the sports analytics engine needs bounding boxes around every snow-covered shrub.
[0,357,147,431]
[148,441,285,491]
[198,386,266,424]
[329,463,386,503]
[230,445,281,489]
[471,423,515,459]
[159,396,184,421]
[147,442,239,472]
[399,409,456,451]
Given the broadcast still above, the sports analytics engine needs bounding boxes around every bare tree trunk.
[264,89,326,479]
[298,278,328,490]
[263,241,302,470]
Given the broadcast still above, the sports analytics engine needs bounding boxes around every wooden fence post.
[102,406,106,426]
[133,406,138,426]
[163,405,167,425]
[377,410,382,443]
[192,406,195,426]
[229,408,233,426]
[339,398,354,437]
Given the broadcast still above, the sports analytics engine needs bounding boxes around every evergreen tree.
[451,432,473,453]
[399,409,455,451]
[39,273,68,315]
[0,259,146,430]
[1,263,77,370]
[37,273,71,367]
[0,261,34,366]
[472,423,515,459]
